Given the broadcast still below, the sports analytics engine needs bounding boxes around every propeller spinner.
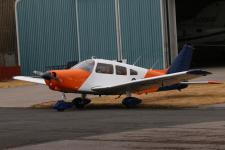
[33,70,58,80]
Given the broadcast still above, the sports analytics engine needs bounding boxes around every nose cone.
[41,72,53,80]
[45,69,91,92]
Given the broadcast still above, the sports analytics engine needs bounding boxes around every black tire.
[57,108,65,112]
[122,97,142,108]
[72,98,91,109]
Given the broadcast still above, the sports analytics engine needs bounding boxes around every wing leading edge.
[92,70,211,95]
[13,76,46,85]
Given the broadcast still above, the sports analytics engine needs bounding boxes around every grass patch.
[32,83,225,109]
[32,101,56,109]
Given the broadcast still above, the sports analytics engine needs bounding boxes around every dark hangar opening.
[175,0,225,67]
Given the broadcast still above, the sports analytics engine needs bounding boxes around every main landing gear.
[53,92,142,111]
[121,92,142,108]
[53,93,91,111]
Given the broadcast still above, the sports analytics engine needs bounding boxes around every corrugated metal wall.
[16,0,165,75]
[78,0,117,60]
[16,0,79,75]
[120,0,164,69]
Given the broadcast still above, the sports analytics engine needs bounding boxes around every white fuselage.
[79,59,148,92]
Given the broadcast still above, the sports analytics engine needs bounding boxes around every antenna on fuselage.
[150,60,159,70]
[133,56,142,66]
[91,56,96,59]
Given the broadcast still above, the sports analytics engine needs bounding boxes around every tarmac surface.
[1,108,225,150]
[0,67,225,149]
[0,85,77,107]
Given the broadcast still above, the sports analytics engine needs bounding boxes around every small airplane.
[14,44,216,111]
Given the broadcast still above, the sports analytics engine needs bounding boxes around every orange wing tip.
[208,81,223,84]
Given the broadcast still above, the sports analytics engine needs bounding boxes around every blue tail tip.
[184,43,194,49]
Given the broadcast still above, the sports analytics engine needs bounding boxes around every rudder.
[167,44,193,74]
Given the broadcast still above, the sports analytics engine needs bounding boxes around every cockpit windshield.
[71,60,95,72]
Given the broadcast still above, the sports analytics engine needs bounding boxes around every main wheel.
[72,98,91,109]
[122,97,142,108]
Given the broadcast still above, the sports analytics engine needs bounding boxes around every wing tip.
[13,76,46,85]
[208,80,223,84]
[13,76,22,80]
[188,70,212,76]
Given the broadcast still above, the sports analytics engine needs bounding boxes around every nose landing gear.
[53,93,72,111]
[53,93,91,111]
[72,97,91,109]
[53,100,73,111]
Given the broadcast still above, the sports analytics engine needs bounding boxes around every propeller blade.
[33,70,58,80]
[33,70,44,76]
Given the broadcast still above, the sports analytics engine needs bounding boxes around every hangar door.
[16,0,165,75]
[16,0,80,75]
[176,0,225,67]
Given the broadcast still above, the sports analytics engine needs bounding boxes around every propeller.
[33,70,58,80]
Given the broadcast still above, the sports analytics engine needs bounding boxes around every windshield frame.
[71,59,95,73]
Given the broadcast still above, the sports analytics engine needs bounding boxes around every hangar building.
[15,0,225,75]
[0,0,20,80]
[176,0,225,67]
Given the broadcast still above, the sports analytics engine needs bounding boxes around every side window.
[96,63,113,74]
[116,65,127,75]
[130,69,138,75]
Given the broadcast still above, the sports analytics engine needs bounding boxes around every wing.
[92,70,211,95]
[13,76,46,85]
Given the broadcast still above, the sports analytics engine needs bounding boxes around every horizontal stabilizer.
[181,81,222,84]
[186,70,211,76]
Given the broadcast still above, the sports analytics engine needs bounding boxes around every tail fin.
[167,44,193,74]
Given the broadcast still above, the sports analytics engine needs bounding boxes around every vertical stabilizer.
[167,44,193,74]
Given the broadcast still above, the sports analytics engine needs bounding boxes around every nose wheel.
[72,97,91,109]
[54,93,91,111]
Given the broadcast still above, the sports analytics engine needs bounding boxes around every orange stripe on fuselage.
[45,69,90,93]
[137,69,167,94]
[144,69,168,78]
